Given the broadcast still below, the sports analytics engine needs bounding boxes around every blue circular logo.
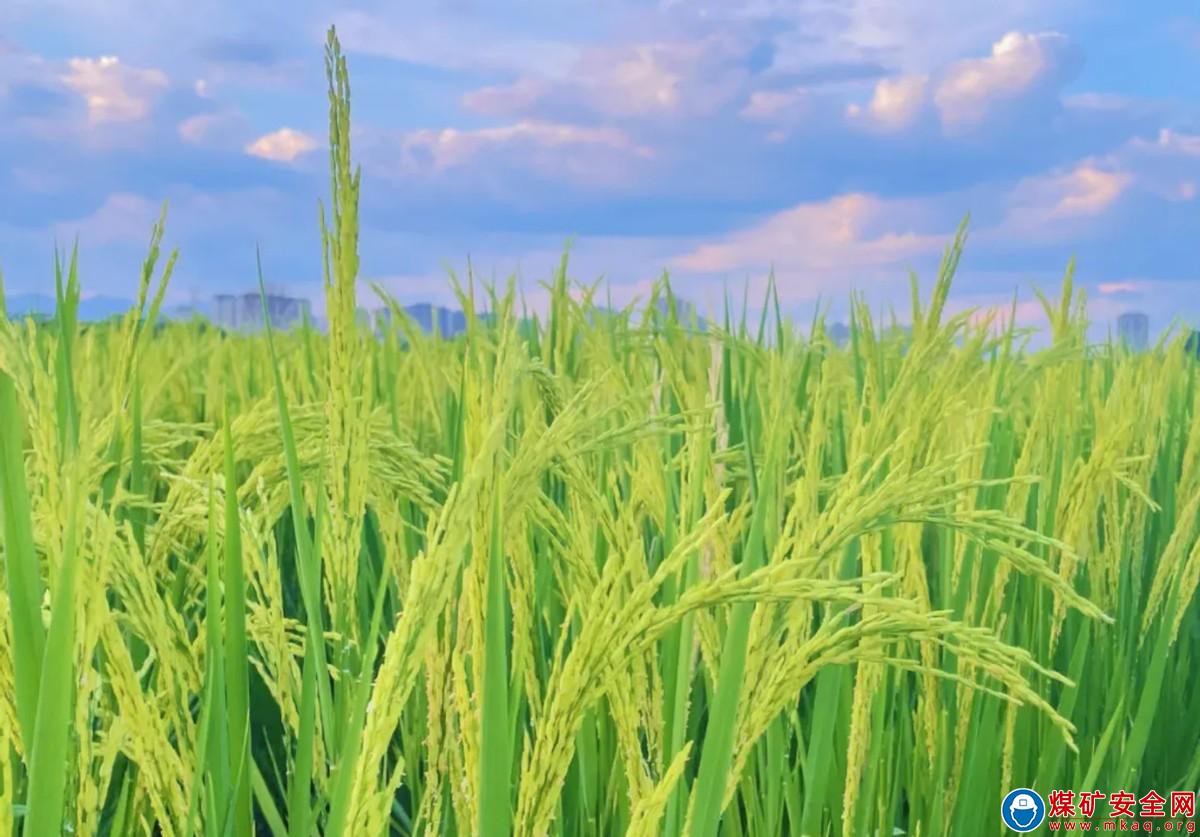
[1001,788,1046,832]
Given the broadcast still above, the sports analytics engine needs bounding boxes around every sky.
[1,1,1198,335]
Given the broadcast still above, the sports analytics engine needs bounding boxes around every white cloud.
[245,128,318,162]
[464,35,753,121]
[59,55,167,123]
[741,87,812,121]
[365,120,654,191]
[55,192,160,245]
[847,74,928,130]
[1063,91,1141,113]
[1114,130,1200,203]
[402,121,649,169]
[934,31,1073,130]
[754,0,1078,81]
[1131,128,1200,157]
[334,10,580,76]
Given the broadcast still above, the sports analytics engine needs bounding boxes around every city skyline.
[9,286,1188,356]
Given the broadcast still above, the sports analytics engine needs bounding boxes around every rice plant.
[1,26,1198,836]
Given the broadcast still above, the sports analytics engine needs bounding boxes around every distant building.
[370,304,468,336]
[406,303,467,335]
[827,322,850,346]
[1117,312,1149,351]
[653,295,696,321]
[648,295,708,333]
[214,292,311,331]
[1186,330,1200,359]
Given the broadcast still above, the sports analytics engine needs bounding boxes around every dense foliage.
[1,28,1198,837]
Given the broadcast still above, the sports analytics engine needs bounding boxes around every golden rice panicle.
[413,620,453,833]
[0,595,20,760]
[625,742,692,837]
[344,335,521,831]
[513,499,729,835]
[319,26,372,631]
[1141,395,1200,637]
[0,721,11,837]
[841,534,884,837]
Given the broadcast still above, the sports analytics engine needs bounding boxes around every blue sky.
[1,1,1198,333]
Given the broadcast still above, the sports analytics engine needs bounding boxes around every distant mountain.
[4,293,134,321]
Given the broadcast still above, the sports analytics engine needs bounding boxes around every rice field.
[1,29,1199,837]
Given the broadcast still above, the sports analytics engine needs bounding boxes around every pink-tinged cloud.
[959,298,1049,331]
[1098,281,1150,295]
[671,193,948,299]
[245,128,318,162]
[1002,163,1132,234]
[178,111,245,146]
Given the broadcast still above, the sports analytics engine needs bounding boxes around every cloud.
[358,121,654,197]
[1120,129,1200,202]
[198,37,281,67]
[59,55,168,123]
[54,192,161,245]
[334,9,580,76]
[1098,280,1150,295]
[847,74,929,130]
[245,128,318,162]
[989,127,1200,245]
[178,110,246,146]
[740,87,812,122]
[933,31,1077,130]
[756,30,1084,144]
[179,113,219,143]
[1139,129,1200,157]
[463,34,759,122]
[462,78,547,118]
[957,297,1049,331]
[671,192,948,300]
[402,121,650,169]
[997,162,1131,240]
[1,0,1197,332]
